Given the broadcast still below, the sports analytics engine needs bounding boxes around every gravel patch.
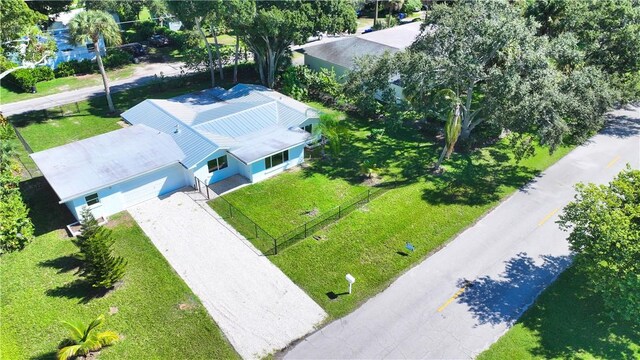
[128,191,327,359]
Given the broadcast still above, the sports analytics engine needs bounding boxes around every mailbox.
[346,274,356,294]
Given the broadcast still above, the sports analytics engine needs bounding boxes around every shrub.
[54,61,76,78]
[279,65,343,104]
[402,0,422,13]
[0,136,34,254]
[8,69,37,92]
[32,66,54,82]
[69,59,96,75]
[103,49,132,70]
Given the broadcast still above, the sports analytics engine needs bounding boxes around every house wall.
[192,149,243,185]
[304,55,349,80]
[250,144,305,183]
[65,163,188,221]
[45,29,106,69]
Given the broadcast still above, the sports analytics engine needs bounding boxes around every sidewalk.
[0,61,186,117]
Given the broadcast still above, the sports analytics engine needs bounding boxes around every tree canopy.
[558,167,640,322]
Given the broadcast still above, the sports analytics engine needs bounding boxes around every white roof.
[121,84,316,168]
[31,125,184,202]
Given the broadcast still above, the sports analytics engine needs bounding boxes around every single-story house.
[301,22,423,100]
[31,84,319,221]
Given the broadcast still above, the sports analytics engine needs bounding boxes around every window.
[302,124,313,133]
[208,155,228,173]
[265,150,289,169]
[86,42,96,51]
[85,193,100,206]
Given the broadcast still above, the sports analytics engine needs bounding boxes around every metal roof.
[302,22,423,70]
[121,84,318,168]
[121,100,219,168]
[30,125,184,202]
[229,126,311,164]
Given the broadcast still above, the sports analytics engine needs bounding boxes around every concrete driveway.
[284,108,640,359]
[128,191,326,359]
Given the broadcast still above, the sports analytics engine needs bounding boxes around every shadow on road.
[456,252,572,326]
[602,106,640,139]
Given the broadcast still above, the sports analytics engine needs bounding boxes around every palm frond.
[61,320,86,343]
[97,330,120,346]
[57,344,83,360]
[86,314,105,335]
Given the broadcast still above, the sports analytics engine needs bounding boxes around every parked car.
[362,27,375,34]
[120,42,146,57]
[306,31,324,43]
[149,34,170,47]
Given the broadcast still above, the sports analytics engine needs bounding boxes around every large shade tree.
[224,0,256,83]
[558,167,640,322]
[167,0,223,87]
[68,10,122,113]
[242,0,357,88]
[0,0,55,80]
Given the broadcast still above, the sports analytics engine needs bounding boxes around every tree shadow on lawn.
[522,270,640,360]
[421,148,541,206]
[38,255,82,275]
[45,278,110,304]
[31,351,57,360]
[20,177,75,236]
[302,119,439,186]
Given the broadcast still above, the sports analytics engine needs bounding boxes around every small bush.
[54,61,76,78]
[67,59,96,75]
[32,66,55,82]
[8,69,37,92]
[103,49,132,70]
[402,0,422,13]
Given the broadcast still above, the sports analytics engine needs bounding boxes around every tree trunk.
[94,40,115,113]
[195,17,216,88]
[434,144,447,170]
[211,25,224,81]
[374,0,379,26]
[233,35,240,83]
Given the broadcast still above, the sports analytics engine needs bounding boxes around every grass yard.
[210,171,367,237]
[214,102,573,318]
[0,66,136,105]
[478,267,640,359]
[0,180,239,359]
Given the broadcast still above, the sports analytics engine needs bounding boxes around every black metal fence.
[210,186,389,255]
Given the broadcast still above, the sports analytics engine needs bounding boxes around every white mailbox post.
[345,273,356,294]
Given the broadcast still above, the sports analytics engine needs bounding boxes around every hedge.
[7,66,55,92]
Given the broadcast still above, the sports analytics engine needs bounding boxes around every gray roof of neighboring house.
[121,84,316,168]
[302,21,423,70]
[30,125,184,203]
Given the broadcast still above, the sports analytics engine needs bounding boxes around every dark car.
[149,34,170,47]
[120,42,146,57]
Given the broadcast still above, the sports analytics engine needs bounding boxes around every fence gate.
[194,176,211,199]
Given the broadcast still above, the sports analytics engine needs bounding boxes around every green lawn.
[212,102,573,318]
[0,180,239,359]
[0,66,136,105]
[210,171,367,237]
[478,267,640,360]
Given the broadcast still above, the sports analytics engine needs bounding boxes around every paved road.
[129,190,326,360]
[284,106,640,359]
[0,61,185,116]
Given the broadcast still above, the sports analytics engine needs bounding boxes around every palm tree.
[434,89,462,170]
[68,10,121,113]
[57,314,119,360]
[313,113,347,159]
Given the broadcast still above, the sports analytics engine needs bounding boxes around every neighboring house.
[43,8,120,69]
[301,22,423,100]
[31,84,319,221]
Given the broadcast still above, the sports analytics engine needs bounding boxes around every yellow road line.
[437,284,468,312]
[538,208,560,227]
[606,155,621,169]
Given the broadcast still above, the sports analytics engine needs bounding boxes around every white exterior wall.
[249,144,305,183]
[192,150,244,185]
[65,163,188,221]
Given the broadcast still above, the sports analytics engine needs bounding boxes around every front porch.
[194,174,251,200]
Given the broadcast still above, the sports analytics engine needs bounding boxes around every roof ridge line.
[192,100,277,129]
[146,99,221,150]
